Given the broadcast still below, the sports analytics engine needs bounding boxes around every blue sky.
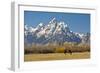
[24,11,90,33]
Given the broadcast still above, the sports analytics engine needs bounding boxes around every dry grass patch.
[24,52,90,61]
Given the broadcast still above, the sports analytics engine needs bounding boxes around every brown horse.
[68,50,72,55]
[64,49,72,55]
[64,49,67,55]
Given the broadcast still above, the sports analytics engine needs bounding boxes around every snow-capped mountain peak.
[36,23,44,29]
[38,23,43,27]
[24,24,28,31]
[49,17,56,24]
[24,18,90,45]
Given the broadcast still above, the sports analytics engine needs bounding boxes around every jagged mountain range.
[24,18,90,45]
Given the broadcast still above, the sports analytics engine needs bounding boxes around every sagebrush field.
[24,43,90,61]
